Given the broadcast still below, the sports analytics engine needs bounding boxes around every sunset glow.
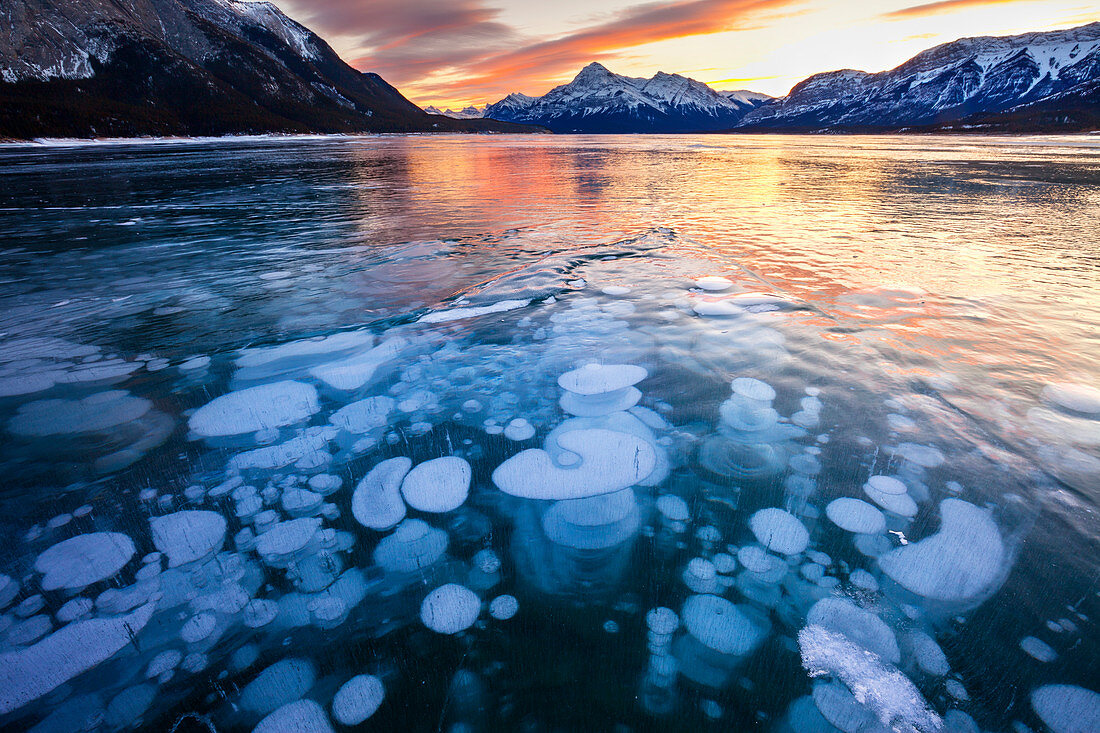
[268,0,1099,108]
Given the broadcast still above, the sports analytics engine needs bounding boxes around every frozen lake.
[0,134,1098,732]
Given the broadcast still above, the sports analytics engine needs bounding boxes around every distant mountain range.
[738,23,1100,132]
[0,0,535,139]
[473,63,772,133]
[2,1,1097,139]
[469,23,1100,134]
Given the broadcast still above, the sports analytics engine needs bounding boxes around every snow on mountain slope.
[424,105,486,119]
[484,62,772,133]
[739,22,1100,131]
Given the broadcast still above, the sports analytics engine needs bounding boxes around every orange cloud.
[882,0,1034,19]
[384,0,806,103]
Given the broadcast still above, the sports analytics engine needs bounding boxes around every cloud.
[276,0,803,104]
[882,0,1033,19]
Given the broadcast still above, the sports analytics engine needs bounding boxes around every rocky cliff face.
[0,0,535,138]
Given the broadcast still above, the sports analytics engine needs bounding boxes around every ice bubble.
[9,391,151,436]
[750,508,809,555]
[237,600,276,630]
[146,649,182,678]
[57,597,94,623]
[180,355,210,371]
[504,418,536,441]
[894,443,945,469]
[878,499,1004,603]
[105,685,156,729]
[1031,684,1100,733]
[826,498,886,535]
[946,678,968,701]
[656,494,690,522]
[241,658,317,714]
[492,428,657,500]
[560,386,642,417]
[1027,407,1100,446]
[812,681,878,733]
[737,545,777,574]
[1042,382,1100,416]
[0,601,155,715]
[256,518,321,564]
[490,595,519,620]
[863,476,918,518]
[189,381,319,438]
[35,532,135,591]
[693,299,744,316]
[421,583,480,634]
[352,457,411,531]
[150,510,226,568]
[731,377,776,403]
[254,700,334,733]
[373,519,448,573]
[807,597,899,663]
[282,488,323,517]
[682,594,767,656]
[329,396,395,434]
[308,474,343,495]
[8,615,51,645]
[684,558,719,593]
[401,457,471,513]
[695,276,733,291]
[180,611,216,643]
[1020,636,1057,662]
[230,428,337,471]
[798,624,940,733]
[235,331,374,382]
[559,363,647,395]
[418,299,530,324]
[849,569,879,592]
[541,488,640,549]
[905,631,949,676]
[332,675,385,726]
[310,336,407,391]
[474,549,502,574]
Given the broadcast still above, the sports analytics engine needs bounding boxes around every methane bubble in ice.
[254,700,334,733]
[188,380,319,437]
[401,456,471,513]
[1042,382,1100,416]
[557,363,647,417]
[878,499,1004,603]
[420,583,480,634]
[34,532,135,591]
[1030,684,1100,733]
[826,498,887,535]
[150,511,226,567]
[332,674,385,725]
[681,594,767,656]
[352,457,411,531]
[241,658,317,714]
[1020,636,1058,662]
[492,428,656,500]
[9,391,151,436]
[749,508,809,555]
[695,276,733,291]
[373,519,447,573]
[329,396,395,433]
[806,597,900,663]
[489,595,519,620]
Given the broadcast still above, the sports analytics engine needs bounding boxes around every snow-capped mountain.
[484,63,772,133]
[424,105,487,119]
[738,23,1100,132]
[0,0,533,138]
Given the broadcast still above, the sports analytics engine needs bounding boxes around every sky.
[267,0,1100,109]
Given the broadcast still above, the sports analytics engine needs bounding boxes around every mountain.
[424,105,486,119]
[484,62,772,133]
[0,0,536,139]
[737,23,1100,132]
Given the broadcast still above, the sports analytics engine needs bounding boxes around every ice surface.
[150,511,226,567]
[332,675,384,725]
[799,624,941,733]
[878,499,1004,602]
[420,583,480,634]
[826,498,886,535]
[1030,684,1100,733]
[189,381,319,437]
[34,532,135,591]
[492,428,657,500]
[0,601,156,715]
[401,456,471,513]
[253,700,334,733]
[750,508,809,555]
[351,457,411,531]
